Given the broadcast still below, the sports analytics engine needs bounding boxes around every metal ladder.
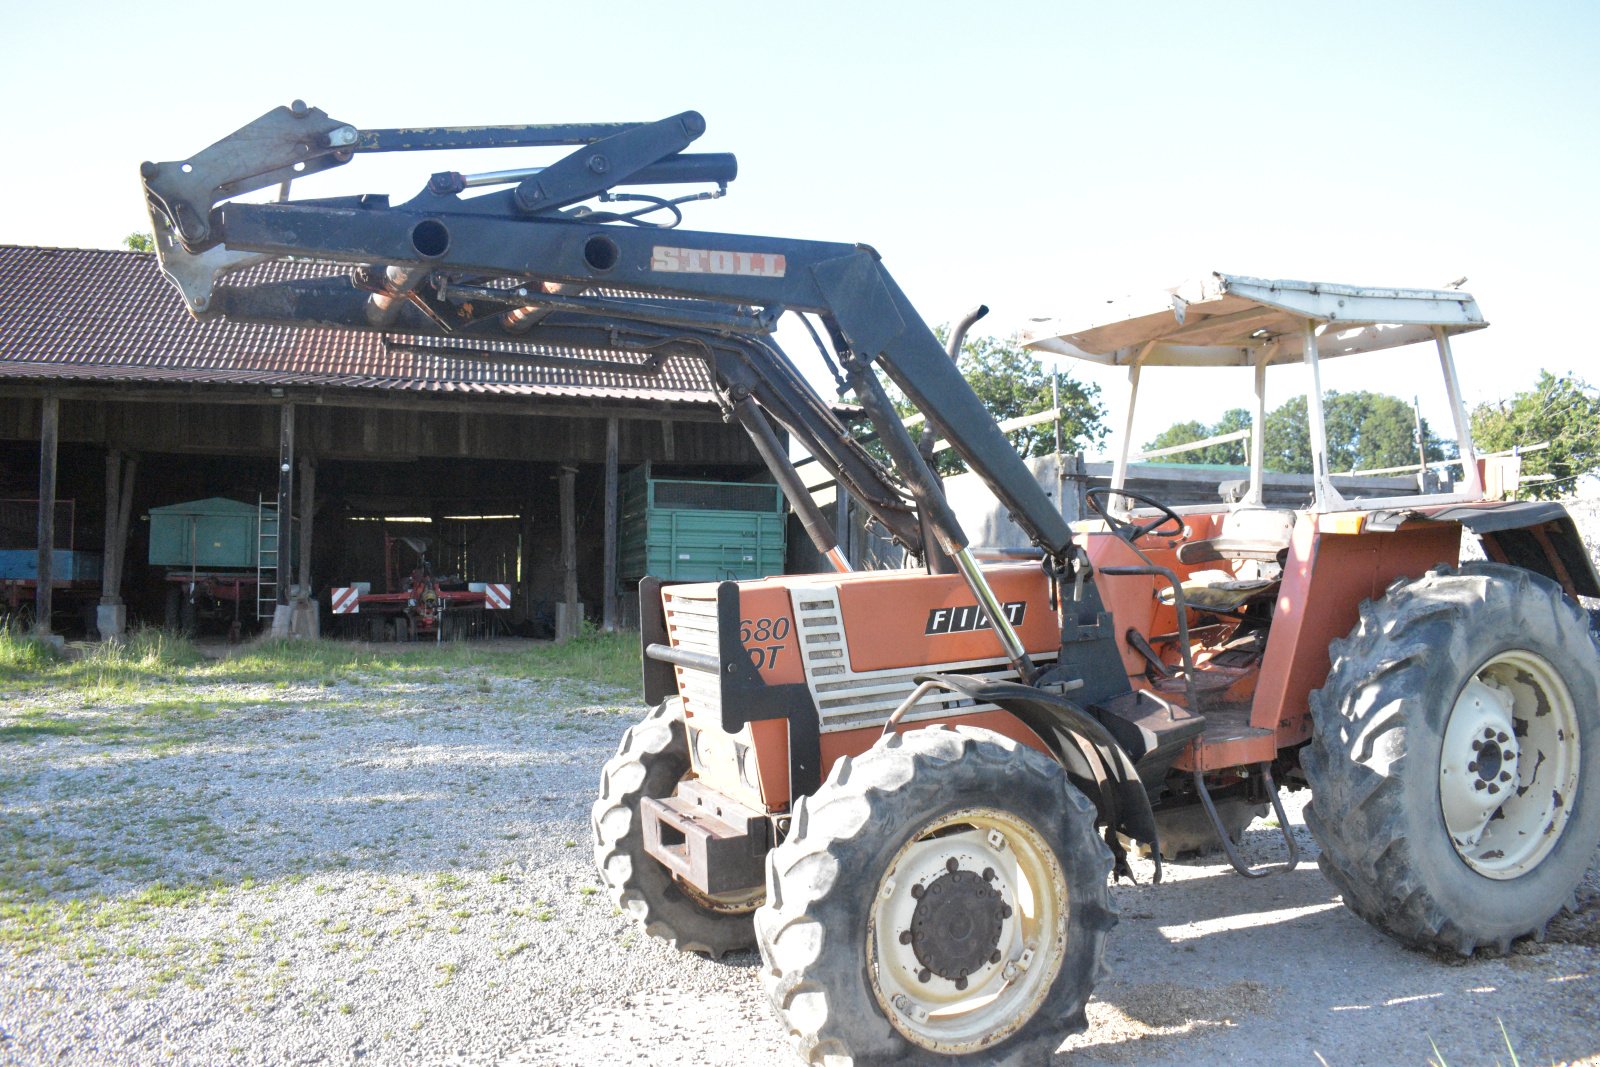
[256,496,279,621]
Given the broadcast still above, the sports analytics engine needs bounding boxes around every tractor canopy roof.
[1020,273,1485,368]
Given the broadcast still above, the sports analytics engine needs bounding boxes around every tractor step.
[641,779,770,897]
[1193,763,1300,878]
[1090,689,1206,787]
[1172,702,1278,772]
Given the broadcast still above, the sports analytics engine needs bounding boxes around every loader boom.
[141,103,1083,675]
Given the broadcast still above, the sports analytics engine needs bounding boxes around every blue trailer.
[0,499,103,631]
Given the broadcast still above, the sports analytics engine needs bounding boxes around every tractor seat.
[1162,509,1294,614]
[1176,507,1295,566]
[1159,572,1277,613]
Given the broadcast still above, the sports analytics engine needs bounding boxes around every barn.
[0,244,771,640]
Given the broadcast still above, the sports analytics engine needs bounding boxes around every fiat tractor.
[140,104,1600,1065]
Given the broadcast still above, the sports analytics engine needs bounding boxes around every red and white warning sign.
[469,582,511,610]
[331,587,362,614]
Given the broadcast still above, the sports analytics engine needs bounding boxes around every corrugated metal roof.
[0,245,718,404]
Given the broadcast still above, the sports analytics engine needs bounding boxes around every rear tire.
[1304,563,1600,954]
[591,698,758,957]
[756,725,1115,1065]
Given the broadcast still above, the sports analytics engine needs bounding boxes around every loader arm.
[141,103,1083,676]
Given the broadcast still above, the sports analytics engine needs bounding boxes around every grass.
[0,626,641,694]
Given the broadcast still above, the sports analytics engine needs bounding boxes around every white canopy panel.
[1022,273,1487,367]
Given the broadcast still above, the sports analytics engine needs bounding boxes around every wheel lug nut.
[910,884,924,900]
[1474,780,1487,791]
[1001,904,1013,919]
[1488,783,1500,795]
[946,858,959,874]
[917,968,931,984]
[1496,732,1509,743]
[1499,771,1512,782]
[899,930,913,945]
[990,949,1002,964]
[1467,761,1478,772]
[982,867,996,882]
[955,975,968,991]
[1471,740,1483,751]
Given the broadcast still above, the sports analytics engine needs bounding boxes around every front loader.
[141,104,1600,1065]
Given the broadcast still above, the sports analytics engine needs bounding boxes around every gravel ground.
[1,654,1597,1067]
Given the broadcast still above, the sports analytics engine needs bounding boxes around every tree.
[894,333,1107,477]
[1148,391,1449,475]
[122,232,154,252]
[1472,371,1600,499]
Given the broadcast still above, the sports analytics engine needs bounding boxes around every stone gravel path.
[1,660,1595,1066]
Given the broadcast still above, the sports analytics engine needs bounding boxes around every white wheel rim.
[1438,649,1581,879]
[866,806,1068,1053]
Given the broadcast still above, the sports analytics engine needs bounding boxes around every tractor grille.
[663,584,1053,734]
[662,590,722,723]
[788,585,1046,734]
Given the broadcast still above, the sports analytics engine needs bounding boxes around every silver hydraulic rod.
[461,166,546,188]
[951,546,1034,680]
[365,265,427,327]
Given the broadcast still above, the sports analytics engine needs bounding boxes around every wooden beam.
[0,381,725,423]
[602,417,619,632]
[559,465,578,641]
[34,395,58,635]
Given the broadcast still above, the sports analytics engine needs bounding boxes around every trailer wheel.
[591,698,759,957]
[756,725,1115,1065]
[1304,563,1600,954]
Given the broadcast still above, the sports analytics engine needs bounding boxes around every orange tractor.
[598,277,1600,1064]
[138,106,1599,1065]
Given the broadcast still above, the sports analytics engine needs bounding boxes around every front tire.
[756,725,1115,1065]
[1304,563,1600,954]
[591,698,758,957]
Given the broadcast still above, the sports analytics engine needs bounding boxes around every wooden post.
[290,452,318,639]
[602,417,619,632]
[98,448,138,640]
[34,396,58,636]
[102,448,121,602]
[270,403,295,637]
[298,455,315,594]
[276,404,295,607]
[114,455,137,593]
[559,465,578,640]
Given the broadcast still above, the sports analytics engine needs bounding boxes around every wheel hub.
[1440,678,1519,849]
[1438,650,1581,878]
[908,863,1008,985]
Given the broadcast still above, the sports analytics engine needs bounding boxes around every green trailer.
[618,467,786,586]
[148,497,270,569]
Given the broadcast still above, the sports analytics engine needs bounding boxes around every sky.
[5,1,1598,458]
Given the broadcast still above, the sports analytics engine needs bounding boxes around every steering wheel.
[1085,487,1184,542]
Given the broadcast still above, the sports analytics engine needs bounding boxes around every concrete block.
[96,603,126,641]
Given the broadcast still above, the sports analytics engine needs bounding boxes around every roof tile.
[0,245,716,404]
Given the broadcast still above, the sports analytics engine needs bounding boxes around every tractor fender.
[1428,501,1600,599]
[912,673,1160,880]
